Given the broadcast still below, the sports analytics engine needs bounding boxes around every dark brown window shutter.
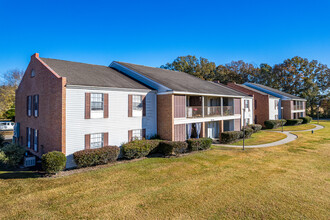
[85,93,91,119]
[142,95,146,116]
[103,132,108,146]
[128,130,132,142]
[104,93,109,118]
[142,129,146,139]
[31,128,34,150]
[128,95,132,117]
[26,127,29,147]
[85,134,90,149]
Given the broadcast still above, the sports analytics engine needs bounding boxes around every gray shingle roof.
[246,83,306,100]
[115,61,246,97]
[41,58,150,90]
[237,84,278,98]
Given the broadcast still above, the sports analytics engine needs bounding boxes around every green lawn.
[229,130,287,146]
[0,121,329,219]
[271,123,316,131]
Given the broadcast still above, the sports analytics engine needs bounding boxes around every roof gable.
[113,61,245,97]
[40,58,150,90]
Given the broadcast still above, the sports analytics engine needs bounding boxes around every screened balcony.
[186,96,234,118]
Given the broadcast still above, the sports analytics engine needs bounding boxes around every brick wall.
[282,100,292,119]
[15,53,66,157]
[227,83,269,127]
[157,94,174,141]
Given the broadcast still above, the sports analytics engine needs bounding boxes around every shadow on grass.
[0,171,42,179]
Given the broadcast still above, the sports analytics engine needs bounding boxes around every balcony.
[186,106,234,118]
[293,105,304,110]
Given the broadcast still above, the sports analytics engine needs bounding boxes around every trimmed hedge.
[286,119,303,126]
[220,131,243,144]
[246,124,262,133]
[158,141,188,156]
[121,140,162,159]
[299,116,312,124]
[73,146,120,168]
[0,143,25,168]
[42,151,67,174]
[264,119,287,129]
[187,138,212,151]
[241,128,254,138]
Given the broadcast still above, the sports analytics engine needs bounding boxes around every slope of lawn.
[271,123,316,131]
[0,121,329,219]
[229,130,287,146]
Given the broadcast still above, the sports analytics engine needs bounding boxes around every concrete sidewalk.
[214,124,324,148]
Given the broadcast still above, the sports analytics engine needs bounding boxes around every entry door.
[207,122,219,138]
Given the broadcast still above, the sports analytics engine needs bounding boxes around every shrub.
[0,134,4,148]
[73,146,119,168]
[158,141,188,156]
[42,151,67,174]
[220,131,243,144]
[299,116,312,124]
[241,128,254,138]
[0,143,25,168]
[246,124,262,133]
[121,140,162,159]
[187,138,212,151]
[286,119,303,126]
[0,151,9,168]
[264,119,287,129]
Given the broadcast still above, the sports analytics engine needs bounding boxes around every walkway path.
[214,124,324,148]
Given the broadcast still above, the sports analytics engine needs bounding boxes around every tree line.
[161,55,330,118]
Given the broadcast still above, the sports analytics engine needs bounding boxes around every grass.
[229,130,287,146]
[271,123,316,131]
[0,121,329,219]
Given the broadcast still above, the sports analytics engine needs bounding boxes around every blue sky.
[0,0,330,76]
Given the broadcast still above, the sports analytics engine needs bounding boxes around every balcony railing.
[294,105,304,110]
[186,106,234,118]
[223,106,234,116]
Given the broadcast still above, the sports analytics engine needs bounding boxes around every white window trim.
[132,129,143,140]
[90,93,104,119]
[132,95,143,117]
[90,133,104,149]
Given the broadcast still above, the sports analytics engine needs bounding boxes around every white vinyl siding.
[65,88,157,168]
[269,97,280,120]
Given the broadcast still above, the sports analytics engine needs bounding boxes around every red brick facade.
[157,94,174,141]
[15,53,66,157]
[227,83,269,127]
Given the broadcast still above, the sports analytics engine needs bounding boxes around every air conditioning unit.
[24,156,36,167]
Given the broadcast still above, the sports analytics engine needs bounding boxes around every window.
[91,93,104,111]
[133,95,143,111]
[27,96,32,116]
[33,95,39,117]
[255,115,258,124]
[26,127,31,148]
[275,100,278,109]
[132,95,143,117]
[244,100,250,111]
[33,129,38,152]
[275,115,278,120]
[90,133,104,149]
[31,70,35,77]
[132,129,143,140]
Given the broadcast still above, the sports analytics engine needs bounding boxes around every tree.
[0,69,24,119]
[160,55,216,80]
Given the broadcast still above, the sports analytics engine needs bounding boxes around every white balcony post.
[221,97,223,116]
[202,96,205,117]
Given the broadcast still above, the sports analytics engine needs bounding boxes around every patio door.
[207,121,219,138]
